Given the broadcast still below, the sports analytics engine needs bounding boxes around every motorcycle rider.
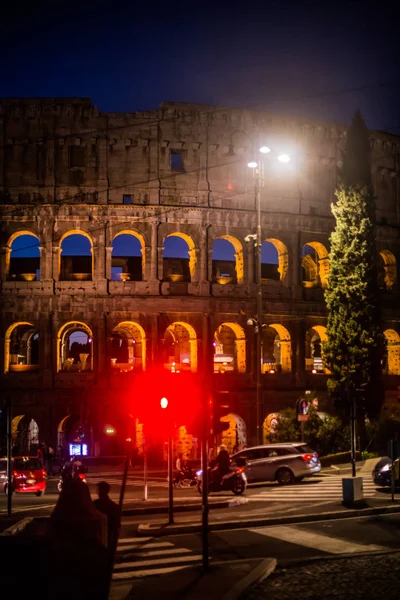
[211,444,231,486]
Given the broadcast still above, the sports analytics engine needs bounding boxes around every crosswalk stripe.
[113,565,189,580]
[113,554,203,569]
[118,548,193,558]
[117,542,174,552]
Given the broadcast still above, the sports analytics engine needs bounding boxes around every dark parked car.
[232,442,321,485]
[372,457,398,487]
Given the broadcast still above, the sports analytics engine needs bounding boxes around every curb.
[137,503,400,537]
[122,497,247,516]
[0,518,33,536]
[221,558,277,600]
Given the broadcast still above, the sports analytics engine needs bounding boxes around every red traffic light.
[160,397,169,409]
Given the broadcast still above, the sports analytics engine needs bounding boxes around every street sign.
[297,414,308,422]
[296,398,309,421]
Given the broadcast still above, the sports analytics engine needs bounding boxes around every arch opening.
[262,324,291,373]
[60,232,93,281]
[57,321,93,372]
[212,236,244,285]
[163,233,196,282]
[379,250,396,292]
[306,326,328,373]
[213,322,246,373]
[111,321,146,372]
[12,415,40,455]
[302,242,329,289]
[4,322,39,373]
[7,232,40,282]
[262,238,289,283]
[112,231,144,282]
[219,413,247,454]
[162,322,197,372]
[384,329,400,375]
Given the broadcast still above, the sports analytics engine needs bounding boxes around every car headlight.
[381,463,391,473]
[196,470,202,476]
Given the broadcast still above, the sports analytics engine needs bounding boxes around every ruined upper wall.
[0,98,398,222]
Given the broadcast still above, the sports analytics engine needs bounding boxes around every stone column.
[291,234,302,300]
[105,246,113,281]
[295,321,306,380]
[0,246,10,281]
[157,246,164,281]
[151,314,160,367]
[189,248,200,282]
[200,228,208,282]
[150,222,159,281]
[41,314,54,387]
[52,246,61,281]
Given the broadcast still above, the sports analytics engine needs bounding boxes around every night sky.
[3,1,399,261]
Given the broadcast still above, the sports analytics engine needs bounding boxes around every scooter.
[196,465,247,495]
[57,464,87,492]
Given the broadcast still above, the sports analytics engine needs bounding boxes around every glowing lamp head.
[160,397,169,409]
[259,146,271,154]
[312,369,317,374]
[247,161,258,169]
[277,153,291,163]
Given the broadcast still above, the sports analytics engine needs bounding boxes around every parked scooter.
[196,464,247,495]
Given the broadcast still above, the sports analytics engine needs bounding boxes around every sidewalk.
[110,558,277,600]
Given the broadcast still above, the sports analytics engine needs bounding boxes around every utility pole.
[347,376,357,478]
[255,169,263,446]
[6,395,12,517]
[201,313,212,571]
[167,434,174,525]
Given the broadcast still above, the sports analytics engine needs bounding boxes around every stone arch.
[379,250,396,291]
[59,230,94,281]
[111,321,147,372]
[6,230,41,281]
[302,242,329,288]
[12,415,40,454]
[262,323,291,373]
[163,321,198,372]
[57,321,93,372]
[57,414,80,455]
[384,329,400,375]
[264,238,289,284]
[163,232,197,281]
[220,413,247,454]
[306,325,328,372]
[4,321,39,373]
[212,235,244,284]
[214,322,246,373]
[263,413,281,442]
[112,230,145,281]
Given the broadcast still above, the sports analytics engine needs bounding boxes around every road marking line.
[117,542,174,551]
[248,525,387,554]
[118,548,193,558]
[113,565,188,579]
[113,554,203,569]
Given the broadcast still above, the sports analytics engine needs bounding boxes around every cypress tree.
[323,111,386,421]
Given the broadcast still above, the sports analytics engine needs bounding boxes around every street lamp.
[247,147,291,445]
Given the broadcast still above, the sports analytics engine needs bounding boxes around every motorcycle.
[196,464,247,495]
[57,463,87,492]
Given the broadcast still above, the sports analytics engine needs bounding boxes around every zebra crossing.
[247,475,377,502]
[113,536,203,580]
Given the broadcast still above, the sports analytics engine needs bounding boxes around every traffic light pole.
[201,313,211,571]
[167,435,174,525]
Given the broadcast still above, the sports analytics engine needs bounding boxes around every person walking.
[174,453,185,487]
[46,446,55,475]
[93,481,121,556]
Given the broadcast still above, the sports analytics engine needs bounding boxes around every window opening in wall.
[7,324,40,373]
[163,235,191,283]
[68,146,85,168]
[170,150,185,172]
[60,234,92,281]
[111,322,145,372]
[8,234,40,281]
[123,194,132,205]
[261,242,279,281]
[111,234,142,281]
[212,238,237,284]
[162,322,197,372]
[61,328,92,372]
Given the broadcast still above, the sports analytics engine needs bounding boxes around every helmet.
[219,444,227,451]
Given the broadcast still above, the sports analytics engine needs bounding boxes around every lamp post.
[247,149,291,445]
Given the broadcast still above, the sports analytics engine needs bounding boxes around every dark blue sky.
[1,1,399,131]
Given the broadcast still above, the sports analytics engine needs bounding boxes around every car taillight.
[13,470,19,477]
[237,467,245,473]
[42,470,47,477]
[78,473,86,480]
[301,454,313,462]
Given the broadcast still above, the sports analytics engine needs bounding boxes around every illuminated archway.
[57,321,93,372]
[6,231,41,281]
[59,230,94,281]
[214,322,246,373]
[384,329,400,375]
[12,415,40,454]
[262,238,289,284]
[175,425,198,460]
[57,414,80,454]
[112,230,145,281]
[306,326,328,373]
[379,250,396,291]
[163,321,198,372]
[263,413,282,442]
[220,413,247,454]
[262,324,291,373]
[212,236,244,284]
[302,242,329,288]
[111,321,146,372]
[163,233,197,281]
[4,321,39,373]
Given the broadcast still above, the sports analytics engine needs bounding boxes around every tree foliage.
[323,111,386,420]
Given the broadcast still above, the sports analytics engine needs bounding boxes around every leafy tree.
[323,111,386,422]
